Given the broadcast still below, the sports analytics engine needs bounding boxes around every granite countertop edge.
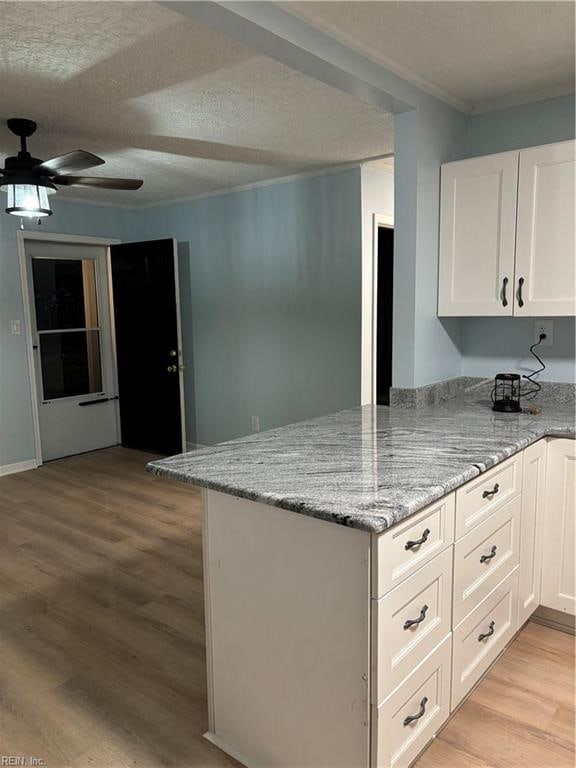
[147,417,575,535]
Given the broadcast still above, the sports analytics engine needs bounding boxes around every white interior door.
[514,141,576,316]
[438,151,518,316]
[25,240,119,461]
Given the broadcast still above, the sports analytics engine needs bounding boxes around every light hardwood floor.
[0,447,573,768]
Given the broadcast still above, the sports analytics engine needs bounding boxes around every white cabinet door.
[541,439,576,615]
[515,141,576,316]
[438,152,518,317]
[518,439,547,625]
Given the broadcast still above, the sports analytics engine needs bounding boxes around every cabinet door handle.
[501,277,509,307]
[403,697,428,726]
[404,604,429,630]
[478,621,495,642]
[405,528,431,551]
[480,545,497,564]
[482,483,500,499]
[517,277,525,308]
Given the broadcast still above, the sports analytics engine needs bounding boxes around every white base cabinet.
[451,568,519,710]
[518,439,547,624]
[203,437,574,768]
[541,438,576,615]
[372,636,452,768]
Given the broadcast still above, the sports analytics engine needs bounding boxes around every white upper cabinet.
[515,142,576,316]
[438,152,518,316]
[438,140,576,317]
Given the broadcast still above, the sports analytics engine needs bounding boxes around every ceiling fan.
[0,118,143,218]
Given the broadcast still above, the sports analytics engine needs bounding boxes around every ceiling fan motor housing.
[1,154,57,190]
[7,118,38,138]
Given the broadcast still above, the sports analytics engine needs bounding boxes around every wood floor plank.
[0,447,573,768]
[436,699,575,768]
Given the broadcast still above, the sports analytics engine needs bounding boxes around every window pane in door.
[39,331,103,400]
[32,258,99,330]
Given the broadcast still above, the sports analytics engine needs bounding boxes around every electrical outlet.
[251,415,260,432]
[534,320,553,346]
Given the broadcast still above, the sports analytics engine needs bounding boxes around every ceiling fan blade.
[35,150,105,175]
[53,175,143,190]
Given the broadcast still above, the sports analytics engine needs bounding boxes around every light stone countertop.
[148,383,574,533]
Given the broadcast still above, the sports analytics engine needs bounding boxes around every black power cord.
[521,333,547,400]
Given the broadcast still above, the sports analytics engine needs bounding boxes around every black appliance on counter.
[491,333,547,413]
[492,373,522,412]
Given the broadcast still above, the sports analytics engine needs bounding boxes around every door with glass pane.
[25,240,119,461]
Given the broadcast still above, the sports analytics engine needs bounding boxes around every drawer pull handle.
[405,528,431,551]
[404,604,429,630]
[480,545,497,564]
[482,483,500,499]
[403,697,428,727]
[478,621,495,642]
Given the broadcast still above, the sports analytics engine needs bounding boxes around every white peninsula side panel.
[203,490,372,768]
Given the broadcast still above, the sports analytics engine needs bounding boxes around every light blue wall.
[458,94,576,384]
[0,200,132,466]
[1,170,362,461]
[461,317,575,383]
[463,94,575,158]
[393,102,468,388]
[127,169,362,445]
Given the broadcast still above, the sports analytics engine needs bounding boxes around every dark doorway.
[376,226,394,405]
[110,239,184,455]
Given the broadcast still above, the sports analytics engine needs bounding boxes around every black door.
[376,226,394,405]
[110,239,183,455]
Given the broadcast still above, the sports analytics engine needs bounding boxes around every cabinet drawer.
[453,495,520,627]
[372,548,453,703]
[372,635,452,768]
[455,454,522,539]
[372,494,455,598]
[452,568,519,710]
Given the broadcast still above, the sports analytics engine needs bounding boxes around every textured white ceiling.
[0,1,394,205]
[285,1,575,113]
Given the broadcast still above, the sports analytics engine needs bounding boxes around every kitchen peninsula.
[149,383,575,768]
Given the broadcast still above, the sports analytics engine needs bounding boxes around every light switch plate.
[10,319,21,335]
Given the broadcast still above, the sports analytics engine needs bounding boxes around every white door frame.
[18,231,121,466]
[167,238,187,453]
[361,213,394,406]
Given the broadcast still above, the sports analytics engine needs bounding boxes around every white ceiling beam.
[159,1,449,116]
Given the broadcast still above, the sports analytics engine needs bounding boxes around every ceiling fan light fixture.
[1,119,144,218]
[2,182,54,217]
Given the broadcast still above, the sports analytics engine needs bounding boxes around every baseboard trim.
[204,731,260,768]
[0,459,38,477]
[531,606,575,635]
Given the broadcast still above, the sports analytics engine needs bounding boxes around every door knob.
[169,350,177,357]
[167,365,177,373]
